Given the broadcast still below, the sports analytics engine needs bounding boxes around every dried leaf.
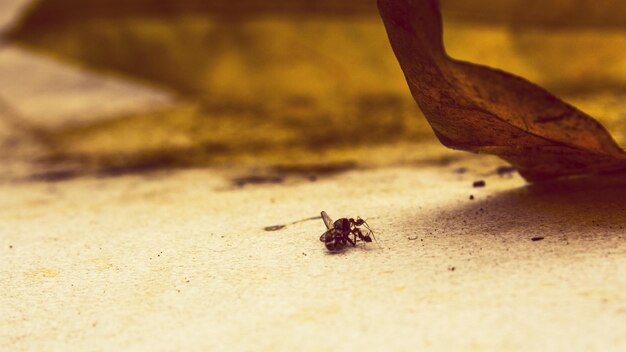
[378,0,626,182]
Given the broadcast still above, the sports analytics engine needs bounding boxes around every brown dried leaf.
[378,0,626,182]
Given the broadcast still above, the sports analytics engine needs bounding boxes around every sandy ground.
[1,1,625,350]
[1,159,625,352]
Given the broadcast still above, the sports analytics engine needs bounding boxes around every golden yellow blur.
[5,0,626,175]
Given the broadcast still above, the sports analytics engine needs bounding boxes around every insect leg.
[354,228,370,243]
[357,218,382,248]
[345,233,356,246]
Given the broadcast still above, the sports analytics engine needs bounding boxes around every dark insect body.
[319,211,375,252]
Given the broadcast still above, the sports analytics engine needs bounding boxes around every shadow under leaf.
[423,175,626,239]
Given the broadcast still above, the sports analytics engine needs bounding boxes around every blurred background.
[1,0,625,181]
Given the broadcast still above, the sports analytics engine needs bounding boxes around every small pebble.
[473,180,486,188]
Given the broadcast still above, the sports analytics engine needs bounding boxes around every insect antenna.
[357,216,383,249]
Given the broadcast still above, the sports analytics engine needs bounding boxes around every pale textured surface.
[1,161,625,352]
[0,0,173,129]
[0,0,28,34]
[1,1,625,350]
[0,46,173,129]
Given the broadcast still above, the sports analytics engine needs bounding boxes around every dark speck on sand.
[473,180,486,188]
[264,225,286,231]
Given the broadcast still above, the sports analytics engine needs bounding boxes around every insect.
[319,211,376,252]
